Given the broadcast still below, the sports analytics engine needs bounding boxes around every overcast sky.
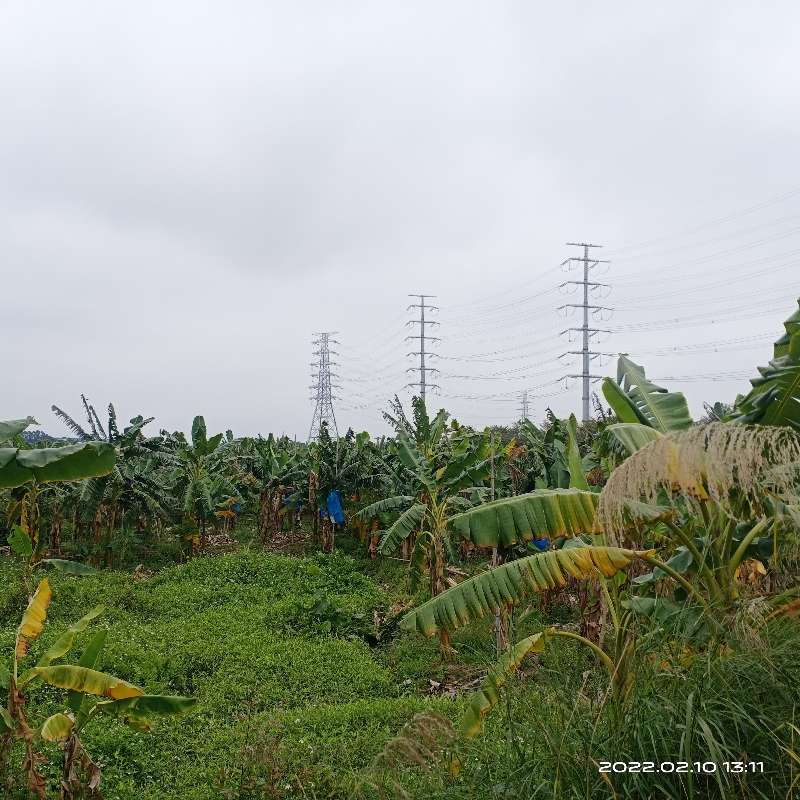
[4,1,799,439]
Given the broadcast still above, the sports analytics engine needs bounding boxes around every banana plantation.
[2,299,800,800]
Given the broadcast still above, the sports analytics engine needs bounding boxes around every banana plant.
[0,578,195,799]
[400,542,656,752]
[1,417,115,590]
[52,399,174,544]
[159,416,239,549]
[597,422,800,626]
[399,461,769,747]
[243,434,301,544]
[306,423,376,552]
[593,357,693,480]
[602,355,693,433]
[729,298,800,430]
[358,399,491,600]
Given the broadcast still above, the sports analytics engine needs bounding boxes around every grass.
[2,541,799,799]
[0,547,475,799]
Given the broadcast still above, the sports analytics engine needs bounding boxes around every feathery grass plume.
[371,712,454,771]
[597,422,800,541]
[732,596,771,649]
[354,712,454,799]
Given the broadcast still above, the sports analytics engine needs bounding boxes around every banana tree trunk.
[270,489,282,540]
[258,489,270,544]
[428,533,455,657]
[401,532,416,562]
[321,517,334,553]
[199,515,207,550]
[430,535,446,598]
[492,549,510,652]
[50,512,63,557]
[368,521,380,560]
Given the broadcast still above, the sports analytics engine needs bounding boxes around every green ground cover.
[2,544,799,800]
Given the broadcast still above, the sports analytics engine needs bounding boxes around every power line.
[607,213,800,263]
[605,184,800,258]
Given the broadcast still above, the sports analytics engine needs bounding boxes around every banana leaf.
[605,423,663,456]
[25,665,143,699]
[396,432,436,493]
[565,414,589,489]
[378,503,427,555]
[449,488,598,549]
[401,545,648,637]
[732,309,800,430]
[0,417,37,444]
[16,579,52,660]
[355,495,414,520]
[36,606,104,668]
[0,441,116,488]
[40,713,74,742]
[605,356,692,432]
[461,633,545,739]
[93,694,196,731]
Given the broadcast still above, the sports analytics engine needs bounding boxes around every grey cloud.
[3,1,798,437]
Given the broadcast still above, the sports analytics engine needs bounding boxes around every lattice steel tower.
[518,390,530,422]
[405,294,440,402]
[558,243,612,421]
[308,331,340,440]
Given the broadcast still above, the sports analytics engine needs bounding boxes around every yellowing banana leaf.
[16,578,52,660]
[401,545,648,637]
[766,585,800,621]
[28,665,143,699]
[461,633,545,739]
[449,489,598,549]
[40,713,74,742]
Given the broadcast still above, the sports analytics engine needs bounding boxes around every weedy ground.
[1,530,799,800]
[0,536,513,799]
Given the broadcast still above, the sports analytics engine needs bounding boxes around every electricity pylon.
[406,294,440,402]
[519,390,530,422]
[308,331,340,440]
[558,243,613,421]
